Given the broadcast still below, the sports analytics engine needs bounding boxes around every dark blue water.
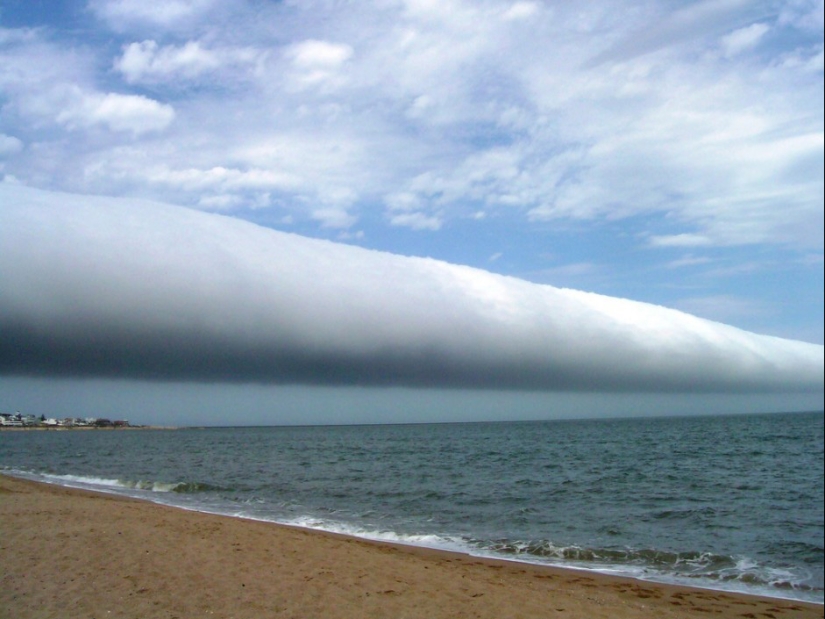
[2,411,822,602]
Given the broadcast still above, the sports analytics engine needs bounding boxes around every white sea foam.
[280,515,471,554]
[19,471,191,494]
[44,473,126,488]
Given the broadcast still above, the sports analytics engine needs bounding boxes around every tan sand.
[1,474,822,619]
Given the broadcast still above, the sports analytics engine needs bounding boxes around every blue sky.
[0,1,822,424]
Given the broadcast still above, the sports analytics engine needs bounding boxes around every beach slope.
[1,475,821,619]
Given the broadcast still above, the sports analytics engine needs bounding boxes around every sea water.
[1,411,822,603]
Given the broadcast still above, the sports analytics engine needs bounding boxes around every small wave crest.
[37,473,223,494]
[485,539,733,569]
[120,479,224,493]
[479,538,820,597]
[280,515,470,553]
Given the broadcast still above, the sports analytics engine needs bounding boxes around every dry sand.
[1,474,822,619]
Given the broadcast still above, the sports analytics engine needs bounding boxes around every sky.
[0,0,823,425]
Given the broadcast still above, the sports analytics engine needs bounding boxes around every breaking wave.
[268,514,821,601]
[13,471,225,495]
[477,538,820,595]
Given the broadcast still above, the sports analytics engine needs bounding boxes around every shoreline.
[8,469,821,606]
[2,474,822,619]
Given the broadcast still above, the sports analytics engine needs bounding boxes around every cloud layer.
[1,184,821,393]
[0,0,822,246]
[0,0,821,348]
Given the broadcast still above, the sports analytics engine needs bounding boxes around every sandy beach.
[1,474,821,619]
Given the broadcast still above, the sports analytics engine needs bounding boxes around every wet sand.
[1,474,821,619]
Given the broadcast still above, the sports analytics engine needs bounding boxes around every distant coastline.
[0,412,175,430]
[0,425,177,431]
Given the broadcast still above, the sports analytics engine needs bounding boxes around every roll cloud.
[1,184,822,393]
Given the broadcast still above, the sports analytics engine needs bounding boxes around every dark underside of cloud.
[0,324,739,391]
[1,185,822,393]
[2,321,805,393]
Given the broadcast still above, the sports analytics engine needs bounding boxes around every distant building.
[0,413,134,428]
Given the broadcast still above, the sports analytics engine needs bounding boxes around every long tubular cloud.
[1,185,822,393]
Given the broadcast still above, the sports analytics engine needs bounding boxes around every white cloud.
[779,0,825,31]
[665,254,713,269]
[0,134,23,156]
[311,206,356,229]
[649,234,714,248]
[89,0,217,30]
[587,0,762,66]
[115,40,217,82]
[143,165,300,192]
[0,1,821,253]
[384,191,442,230]
[196,193,242,210]
[805,48,824,72]
[0,185,821,394]
[0,32,174,138]
[385,191,425,212]
[114,39,265,84]
[288,39,353,68]
[56,91,175,135]
[721,23,770,57]
[285,40,354,91]
[502,2,540,21]
[0,31,95,117]
[780,46,825,72]
[388,211,443,231]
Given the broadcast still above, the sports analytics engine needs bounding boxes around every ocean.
[1,411,822,603]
